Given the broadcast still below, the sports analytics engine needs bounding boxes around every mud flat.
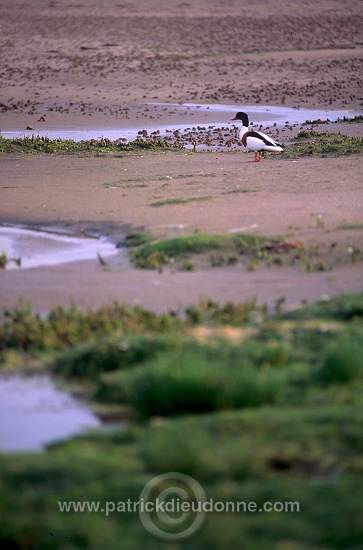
[1,153,362,313]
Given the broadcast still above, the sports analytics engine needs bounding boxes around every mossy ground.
[1,293,363,549]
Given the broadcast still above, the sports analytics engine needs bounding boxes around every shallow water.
[152,102,358,124]
[0,225,117,269]
[0,374,101,452]
[1,103,359,142]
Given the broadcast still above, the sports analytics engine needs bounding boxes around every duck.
[231,112,283,162]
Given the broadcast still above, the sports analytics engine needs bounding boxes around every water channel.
[1,103,359,142]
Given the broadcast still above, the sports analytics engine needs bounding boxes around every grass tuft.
[123,231,154,248]
[150,196,213,207]
[97,348,283,419]
[131,232,270,269]
[317,337,363,384]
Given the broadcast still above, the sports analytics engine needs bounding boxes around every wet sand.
[1,153,362,313]
[0,0,362,312]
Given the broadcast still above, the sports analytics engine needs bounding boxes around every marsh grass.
[0,302,182,351]
[275,292,363,322]
[0,135,180,155]
[337,222,363,230]
[0,251,8,268]
[131,232,271,269]
[97,347,283,418]
[282,132,363,158]
[123,231,154,248]
[180,260,196,271]
[295,130,333,139]
[184,296,261,325]
[52,333,187,380]
[0,297,264,354]
[150,196,213,207]
[317,337,363,384]
[336,115,363,123]
[1,293,363,549]
[129,232,363,272]
[222,188,258,194]
[140,402,363,479]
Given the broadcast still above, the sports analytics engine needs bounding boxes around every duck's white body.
[232,112,283,162]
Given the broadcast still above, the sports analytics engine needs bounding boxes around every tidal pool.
[0,225,117,270]
[0,374,101,452]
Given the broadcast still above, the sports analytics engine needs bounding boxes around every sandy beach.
[1,0,362,312]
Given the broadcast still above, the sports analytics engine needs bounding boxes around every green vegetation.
[222,188,258,194]
[336,115,363,123]
[180,259,196,271]
[0,251,8,268]
[0,302,182,351]
[1,130,362,158]
[0,135,180,155]
[127,232,363,272]
[97,347,283,418]
[337,222,363,230]
[123,231,154,248]
[150,196,213,207]
[0,293,363,548]
[0,251,21,268]
[130,232,271,269]
[294,130,332,139]
[317,337,362,384]
[282,132,363,158]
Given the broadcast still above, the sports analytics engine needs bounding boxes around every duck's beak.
[231,117,237,121]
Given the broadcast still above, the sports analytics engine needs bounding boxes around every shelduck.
[232,112,283,162]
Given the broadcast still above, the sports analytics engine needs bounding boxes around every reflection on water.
[0,225,117,270]
[0,103,359,142]
[0,374,100,452]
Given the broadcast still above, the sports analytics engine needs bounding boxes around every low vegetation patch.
[128,232,363,272]
[336,115,363,123]
[222,188,259,194]
[282,132,363,158]
[337,222,363,230]
[123,231,154,248]
[130,232,272,269]
[0,302,183,351]
[317,337,363,384]
[150,196,213,207]
[0,135,181,155]
[294,130,333,139]
[97,347,283,418]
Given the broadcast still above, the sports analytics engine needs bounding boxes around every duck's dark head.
[231,112,249,126]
